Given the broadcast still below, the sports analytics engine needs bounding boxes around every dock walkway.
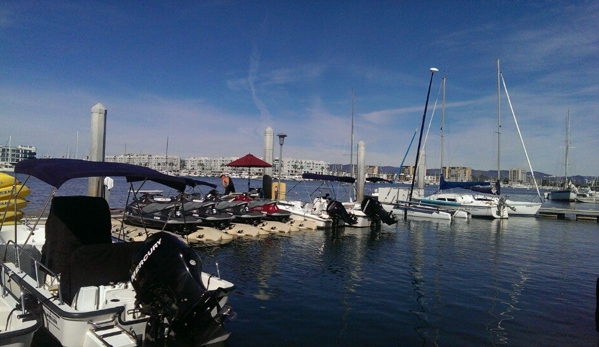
[538,207,599,222]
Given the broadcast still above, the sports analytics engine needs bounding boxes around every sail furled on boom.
[439,175,500,195]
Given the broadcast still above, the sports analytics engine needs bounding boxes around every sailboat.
[420,73,508,219]
[472,59,544,216]
[549,108,577,201]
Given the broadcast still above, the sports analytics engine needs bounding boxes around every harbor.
[12,175,597,347]
[2,2,598,346]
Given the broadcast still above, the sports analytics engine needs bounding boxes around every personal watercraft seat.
[141,201,177,214]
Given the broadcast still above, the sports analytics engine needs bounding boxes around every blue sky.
[1,1,598,176]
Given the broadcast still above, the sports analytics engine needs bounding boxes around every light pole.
[407,68,439,218]
[277,133,287,201]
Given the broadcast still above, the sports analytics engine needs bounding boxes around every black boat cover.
[366,177,393,184]
[301,173,356,184]
[15,158,187,191]
[43,195,142,305]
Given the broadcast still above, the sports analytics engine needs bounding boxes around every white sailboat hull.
[505,200,542,216]
[422,193,508,219]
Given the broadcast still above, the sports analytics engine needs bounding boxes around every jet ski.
[124,190,202,233]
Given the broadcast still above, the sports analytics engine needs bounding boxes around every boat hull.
[506,200,542,216]
[549,190,577,202]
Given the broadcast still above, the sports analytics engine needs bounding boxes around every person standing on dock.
[221,173,235,195]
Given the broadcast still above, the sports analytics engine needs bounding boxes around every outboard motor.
[131,232,234,346]
[361,196,397,225]
[326,200,358,227]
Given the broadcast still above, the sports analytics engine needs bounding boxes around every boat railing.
[0,260,35,316]
[6,240,63,304]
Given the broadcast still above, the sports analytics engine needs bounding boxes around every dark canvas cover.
[42,195,142,305]
[42,196,112,275]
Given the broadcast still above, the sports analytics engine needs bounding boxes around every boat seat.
[73,286,98,311]
[142,202,175,214]
[303,203,313,212]
[60,242,142,306]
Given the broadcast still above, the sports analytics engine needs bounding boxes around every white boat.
[421,192,508,219]
[374,186,458,220]
[279,197,333,229]
[0,259,42,347]
[280,173,360,229]
[550,182,577,202]
[427,60,543,218]
[3,159,237,347]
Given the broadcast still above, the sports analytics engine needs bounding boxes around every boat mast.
[440,75,445,188]
[565,108,570,183]
[408,67,438,206]
[497,58,501,181]
[165,136,169,172]
[350,89,355,178]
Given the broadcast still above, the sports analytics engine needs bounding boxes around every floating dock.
[538,207,599,222]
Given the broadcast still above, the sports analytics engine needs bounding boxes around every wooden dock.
[538,207,599,222]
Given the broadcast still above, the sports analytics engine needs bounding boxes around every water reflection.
[484,218,540,345]
[406,219,444,346]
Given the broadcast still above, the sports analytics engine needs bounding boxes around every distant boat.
[549,108,577,202]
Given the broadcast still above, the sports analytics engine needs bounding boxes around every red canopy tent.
[226,153,272,191]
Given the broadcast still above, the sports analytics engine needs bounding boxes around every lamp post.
[407,67,439,219]
[277,133,287,201]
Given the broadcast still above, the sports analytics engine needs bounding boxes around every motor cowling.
[326,200,358,226]
[361,195,397,225]
[131,232,233,346]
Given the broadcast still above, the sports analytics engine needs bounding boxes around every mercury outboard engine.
[361,195,397,226]
[326,200,358,228]
[131,232,234,346]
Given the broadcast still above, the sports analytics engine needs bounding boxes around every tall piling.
[264,126,274,176]
[87,102,107,197]
[357,141,365,202]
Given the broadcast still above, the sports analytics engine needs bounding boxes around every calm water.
[16,175,599,346]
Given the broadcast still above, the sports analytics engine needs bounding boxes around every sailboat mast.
[350,89,355,178]
[440,75,445,183]
[497,59,501,181]
[565,108,570,181]
[165,136,169,172]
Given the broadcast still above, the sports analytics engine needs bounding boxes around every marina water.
[18,175,599,346]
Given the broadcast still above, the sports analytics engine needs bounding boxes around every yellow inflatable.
[0,198,27,212]
[0,185,30,200]
[0,210,24,223]
[0,172,19,188]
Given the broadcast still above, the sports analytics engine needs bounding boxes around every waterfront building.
[0,144,37,169]
[442,166,472,182]
[279,158,330,177]
[184,156,241,176]
[509,167,527,183]
[105,153,182,172]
